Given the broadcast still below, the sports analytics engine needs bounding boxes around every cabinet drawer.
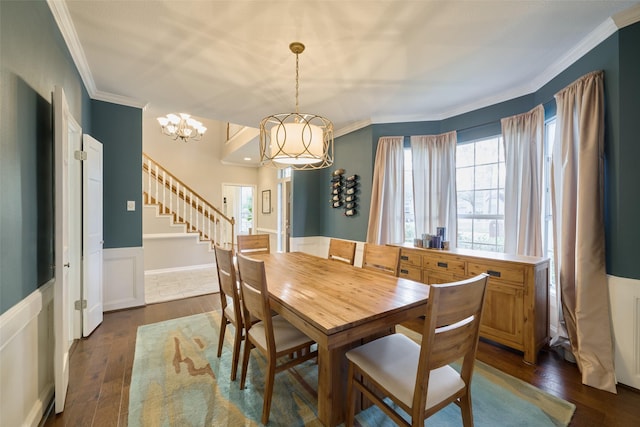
[399,264,422,282]
[426,271,466,285]
[399,250,422,267]
[423,255,466,277]
[468,262,524,285]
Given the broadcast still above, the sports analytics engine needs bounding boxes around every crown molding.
[92,89,148,109]
[528,16,619,96]
[46,0,96,96]
[368,7,640,126]
[613,3,640,29]
[334,119,372,138]
[47,0,148,109]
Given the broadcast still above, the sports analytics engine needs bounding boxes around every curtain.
[366,136,405,244]
[551,70,616,393]
[410,131,457,247]
[501,105,544,257]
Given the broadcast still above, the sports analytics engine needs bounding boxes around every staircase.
[142,153,235,272]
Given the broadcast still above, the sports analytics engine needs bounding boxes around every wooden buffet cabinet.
[393,244,550,364]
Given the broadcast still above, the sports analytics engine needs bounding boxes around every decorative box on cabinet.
[395,244,549,364]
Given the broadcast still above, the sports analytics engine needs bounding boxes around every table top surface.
[249,252,430,336]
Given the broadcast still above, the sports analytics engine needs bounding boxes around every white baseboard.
[609,274,640,389]
[0,282,55,427]
[144,263,215,275]
[103,247,145,311]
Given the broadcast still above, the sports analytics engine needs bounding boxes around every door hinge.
[74,150,87,161]
[74,299,87,310]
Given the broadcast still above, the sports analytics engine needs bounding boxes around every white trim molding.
[0,281,55,427]
[46,0,146,109]
[609,274,640,390]
[289,236,365,267]
[103,246,145,311]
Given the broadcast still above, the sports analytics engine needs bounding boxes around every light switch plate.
[127,200,135,211]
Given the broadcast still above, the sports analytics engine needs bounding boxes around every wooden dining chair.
[237,234,270,255]
[361,243,400,276]
[213,245,245,381]
[327,238,357,265]
[345,273,489,427]
[236,253,318,425]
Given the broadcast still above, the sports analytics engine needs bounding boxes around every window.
[456,136,505,252]
[404,148,416,242]
[543,119,556,291]
[403,128,555,257]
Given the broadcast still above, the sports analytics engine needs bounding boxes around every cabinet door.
[479,281,524,350]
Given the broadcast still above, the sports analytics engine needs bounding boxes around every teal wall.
[91,101,143,248]
[0,1,144,315]
[614,24,640,278]
[0,1,90,314]
[292,25,640,280]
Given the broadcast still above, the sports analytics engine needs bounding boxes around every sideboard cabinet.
[393,244,549,364]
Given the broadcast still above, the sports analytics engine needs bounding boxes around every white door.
[82,134,104,336]
[278,179,291,252]
[222,184,255,237]
[53,86,81,413]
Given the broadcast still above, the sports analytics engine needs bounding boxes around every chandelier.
[157,113,207,142]
[259,42,333,170]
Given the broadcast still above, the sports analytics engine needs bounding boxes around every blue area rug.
[128,311,575,426]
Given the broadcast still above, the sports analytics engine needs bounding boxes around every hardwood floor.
[44,294,640,426]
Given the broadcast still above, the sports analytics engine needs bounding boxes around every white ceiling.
[54,1,640,165]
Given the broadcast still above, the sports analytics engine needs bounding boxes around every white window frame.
[455,135,505,252]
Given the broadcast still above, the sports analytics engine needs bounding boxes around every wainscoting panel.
[0,281,54,427]
[104,246,145,311]
[609,274,640,389]
[289,236,364,267]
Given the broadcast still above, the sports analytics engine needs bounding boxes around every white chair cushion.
[249,315,312,352]
[346,333,465,410]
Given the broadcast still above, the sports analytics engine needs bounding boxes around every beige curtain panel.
[551,70,616,393]
[501,104,544,257]
[366,136,405,245]
[410,131,458,248]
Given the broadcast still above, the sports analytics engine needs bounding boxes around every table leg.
[317,344,351,427]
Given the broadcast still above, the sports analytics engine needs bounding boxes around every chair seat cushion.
[346,333,465,410]
[249,315,313,352]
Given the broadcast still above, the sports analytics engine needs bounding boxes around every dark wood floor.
[44,293,640,427]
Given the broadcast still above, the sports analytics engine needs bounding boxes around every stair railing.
[142,153,235,249]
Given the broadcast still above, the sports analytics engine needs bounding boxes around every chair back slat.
[236,254,271,324]
[237,234,270,255]
[362,243,400,276]
[416,274,489,395]
[214,245,238,304]
[328,238,357,265]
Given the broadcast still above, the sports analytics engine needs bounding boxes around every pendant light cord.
[295,51,299,115]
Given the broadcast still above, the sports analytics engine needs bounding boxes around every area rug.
[128,312,575,426]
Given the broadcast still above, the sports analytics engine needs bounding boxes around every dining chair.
[361,243,400,276]
[237,234,270,255]
[345,273,489,427]
[236,253,318,425]
[327,238,357,265]
[213,245,245,381]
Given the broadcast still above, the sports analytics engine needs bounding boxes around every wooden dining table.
[249,251,431,427]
